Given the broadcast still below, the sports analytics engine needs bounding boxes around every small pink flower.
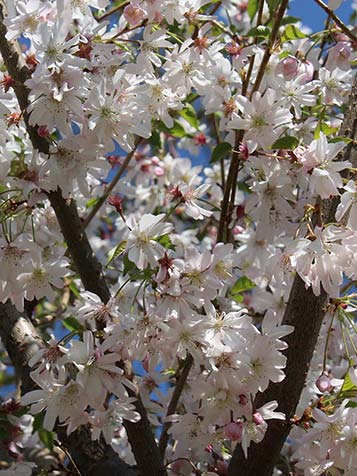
[155,166,165,177]
[123,3,146,26]
[276,56,299,80]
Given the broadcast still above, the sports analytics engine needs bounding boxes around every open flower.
[125,213,173,269]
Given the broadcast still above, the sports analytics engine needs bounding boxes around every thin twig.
[54,440,83,476]
[96,0,129,22]
[83,140,141,229]
[250,0,289,98]
[158,354,194,458]
[217,0,287,243]
[313,0,357,43]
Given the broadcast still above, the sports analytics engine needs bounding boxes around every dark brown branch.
[217,0,289,243]
[227,282,328,476]
[158,354,194,458]
[124,394,167,476]
[227,75,357,476]
[48,189,111,303]
[250,0,289,98]
[0,301,44,394]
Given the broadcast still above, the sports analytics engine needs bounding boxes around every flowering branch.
[217,0,289,242]
[0,301,138,476]
[227,74,357,476]
[313,0,357,42]
[0,5,165,475]
[96,0,130,22]
[83,141,141,229]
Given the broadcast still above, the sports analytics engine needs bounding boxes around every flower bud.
[316,373,331,393]
[224,421,243,441]
[252,412,264,425]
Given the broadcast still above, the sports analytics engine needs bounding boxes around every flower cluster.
[0,0,356,475]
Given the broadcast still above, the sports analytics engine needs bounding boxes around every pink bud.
[232,225,244,235]
[224,422,243,441]
[276,56,299,80]
[316,373,331,393]
[205,444,214,453]
[238,142,249,161]
[37,125,49,137]
[123,3,146,26]
[155,166,165,177]
[252,412,264,425]
[151,156,160,165]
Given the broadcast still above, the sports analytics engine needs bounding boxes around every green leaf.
[339,371,357,399]
[320,122,339,136]
[179,104,199,129]
[279,51,291,59]
[267,0,280,15]
[63,317,84,333]
[69,281,81,299]
[0,426,10,440]
[247,0,259,20]
[246,25,271,38]
[271,136,299,150]
[9,156,28,178]
[329,136,353,144]
[123,254,137,276]
[86,197,100,209]
[158,120,187,138]
[33,413,44,432]
[281,25,307,42]
[156,234,175,250]
[230,276,256,296]
[0,371,15,386]
[211,142,232,163]
[231,294,244,304]
[38,428,54,451]
[314,122,339,140]
[280,15,300,26]
[106,240,127,268]
[150,130,162,149]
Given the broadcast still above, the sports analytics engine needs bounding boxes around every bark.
[0,4,165,475]
[228,76,357,476]
[0,301,138,476]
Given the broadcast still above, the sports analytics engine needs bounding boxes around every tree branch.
[158,354,194,458]
[313,0,357,43]
[0,5,165,475]
[227,75,357,476]
[83,142,141,230]
[0,301,138,476]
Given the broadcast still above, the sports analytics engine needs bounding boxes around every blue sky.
[289,0,355,31]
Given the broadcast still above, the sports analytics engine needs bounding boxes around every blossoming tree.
[0,0,356,475]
